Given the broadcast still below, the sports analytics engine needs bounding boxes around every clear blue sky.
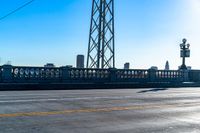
[0,0,200,69]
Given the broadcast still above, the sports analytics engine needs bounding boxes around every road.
[0,88,200,133]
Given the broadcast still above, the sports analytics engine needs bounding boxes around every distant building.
[150,66,158,70]
[124,63,130,69]
[165,61,170,70]
[76,55,84,68]
[6,61,11,65]
[66,65,73,68]
[44,63,55,68]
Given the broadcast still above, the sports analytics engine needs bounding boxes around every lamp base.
[180,64,187,70]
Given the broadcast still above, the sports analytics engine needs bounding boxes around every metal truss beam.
[87,0,115,69]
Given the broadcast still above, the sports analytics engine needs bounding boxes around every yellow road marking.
[0,102,200,118]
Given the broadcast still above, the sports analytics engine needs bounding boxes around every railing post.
[188,70,200,82]
[183,70,189,82]
[148,69,156,82]
[109,68,117,82]
[61,66,71,82]
[2,65,13,82]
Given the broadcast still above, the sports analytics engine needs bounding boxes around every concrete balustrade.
[0,65,193,84]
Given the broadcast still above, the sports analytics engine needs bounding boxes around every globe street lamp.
[180,38,190,70]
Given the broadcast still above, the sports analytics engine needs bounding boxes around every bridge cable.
[0,0,36,21]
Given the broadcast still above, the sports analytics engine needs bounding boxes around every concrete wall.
[188,70,200,82]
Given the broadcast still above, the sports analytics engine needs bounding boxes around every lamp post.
[180,38,190,70]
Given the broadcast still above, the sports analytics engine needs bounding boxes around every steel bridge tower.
[87,0,115,69]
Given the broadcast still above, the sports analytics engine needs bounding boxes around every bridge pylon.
[87,0,115,69]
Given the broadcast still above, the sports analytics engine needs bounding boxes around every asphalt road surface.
[1,88,200,133]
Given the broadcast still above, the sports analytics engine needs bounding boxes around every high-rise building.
[76,55,84,68]
[165,61,169,70]
[124,63,130,69]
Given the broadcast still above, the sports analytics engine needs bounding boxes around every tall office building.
[76,55,84,68]
[124,63,130,69]
[165,61,169,70]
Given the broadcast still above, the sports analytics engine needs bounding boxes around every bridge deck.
[1,88,200,133]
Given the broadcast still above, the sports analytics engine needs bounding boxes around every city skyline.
[1,0,200,69]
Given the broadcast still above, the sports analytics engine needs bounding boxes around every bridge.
[1,1,200,132]
[0,0,199,89]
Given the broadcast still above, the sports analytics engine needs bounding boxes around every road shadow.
[137,88,168,93]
